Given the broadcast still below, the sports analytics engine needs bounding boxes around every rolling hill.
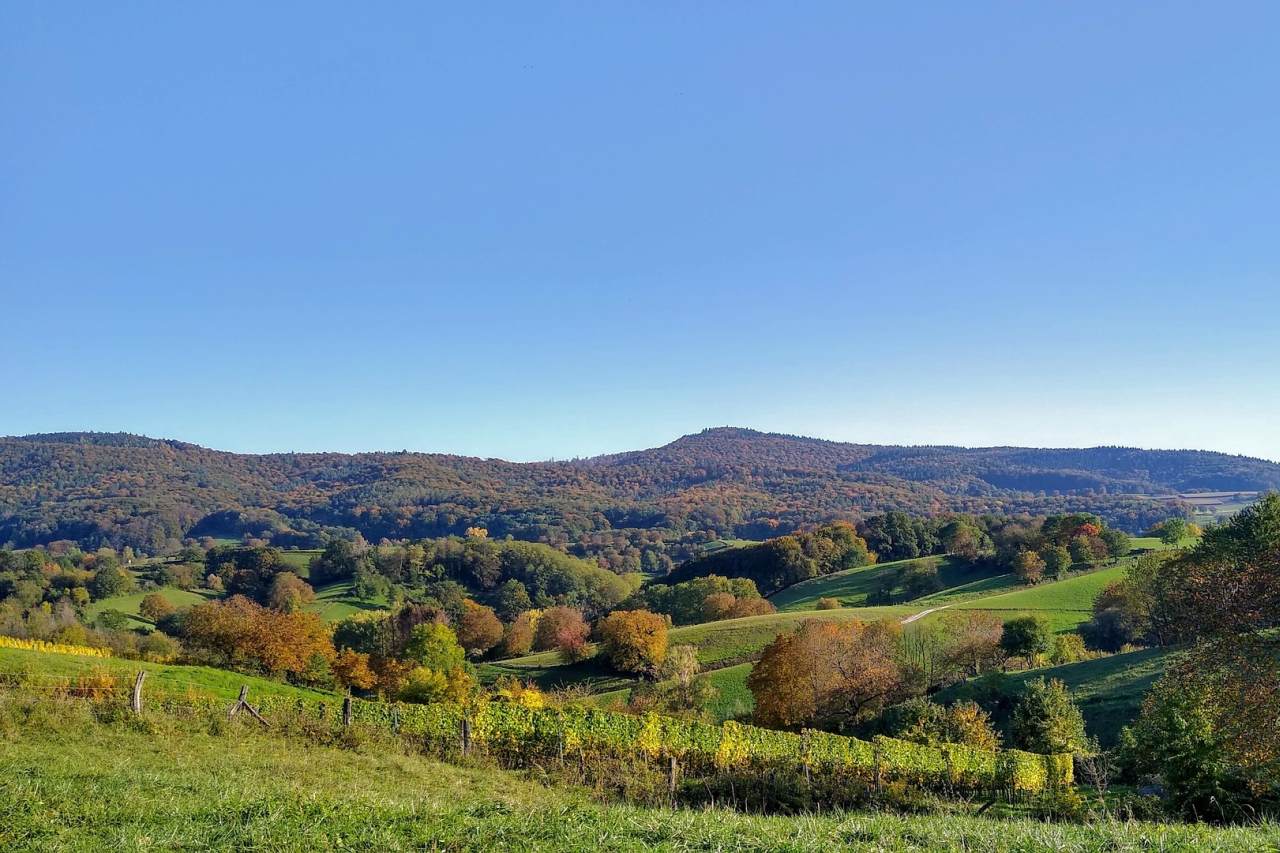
[2,427,1274,554]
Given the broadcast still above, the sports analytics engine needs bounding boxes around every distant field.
[944,565,1127,633]
[697,538,757,555]
[0,646,333,703]
[769,555,1001,611]
[306,581,388,622]
[83,587,215,629]
[278,549,319,574]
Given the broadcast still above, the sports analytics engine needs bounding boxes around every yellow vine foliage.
[0,635,111,658]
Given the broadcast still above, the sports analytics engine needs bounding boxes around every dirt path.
[900,604,951,625]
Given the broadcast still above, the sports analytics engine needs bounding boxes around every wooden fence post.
[130,671,146,715]
[228,685,269,726]
[229,685,248,719]
[461,716,471,756]
[391,704,400,734]
[668,756,678,801]
[342,695,352,728]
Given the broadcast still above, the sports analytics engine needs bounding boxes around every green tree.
[494,579,533,621]
[1152,517,1191,546]
[89,565,132,600]
[309,539,362,585]
[1041,545,1072,579]
[1000,615,1052,663]
[403,622,467,673]
[1011,677,1088,755]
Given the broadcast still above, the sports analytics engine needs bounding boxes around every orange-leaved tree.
[748,618,905,730]
[597,609,669,674]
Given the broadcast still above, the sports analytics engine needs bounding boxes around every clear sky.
[3,3,1278,461]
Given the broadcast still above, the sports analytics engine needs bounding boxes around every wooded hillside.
[3,427,1275,554]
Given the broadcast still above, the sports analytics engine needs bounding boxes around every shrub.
[1049,633,1088,665]
[94,610,130,631]
[399,665,472,704]
[139,593,176,623]
[884,697,999,751]
[816,597,842,610]
[1011,678,1088,756]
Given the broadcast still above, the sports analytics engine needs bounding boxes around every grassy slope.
[306,581,390,622]
[936,645,1181,747]
[278,549,320,573]
[83,587,215,629]
[943,565,1128,633]
[0,647,334,703]
[766,556,949,610]
[2,694,1273,852]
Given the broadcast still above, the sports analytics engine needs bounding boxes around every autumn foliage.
[533,606,590,661]
[182,595,334,680]
[597,609,669,674]
[748,618,905,729]
[456,601,503,656]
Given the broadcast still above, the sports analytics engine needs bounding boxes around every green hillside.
[306,581,389,622]
[83,587,215,629]
[943,565,1128,633]
[937,645,1182,746]
[768,555,1001,611]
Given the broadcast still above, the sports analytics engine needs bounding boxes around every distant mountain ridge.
[2,427,1276,554]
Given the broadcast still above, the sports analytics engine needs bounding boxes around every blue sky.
[3,3,1278,461]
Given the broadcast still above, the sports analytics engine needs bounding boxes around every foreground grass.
[2,693,1275,852]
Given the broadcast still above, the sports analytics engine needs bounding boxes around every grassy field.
[940,645,1181,747]
[306,580,390,622]
[2,692,1274,852]
[278,549,320,573]
[941,564,1128,633]
[769,556,1006,611]
[83,587,215,629]
[0,646,334,703]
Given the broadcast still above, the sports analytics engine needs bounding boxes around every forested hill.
[2,427,1276,555]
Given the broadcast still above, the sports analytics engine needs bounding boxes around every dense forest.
[3,428,1275,556]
